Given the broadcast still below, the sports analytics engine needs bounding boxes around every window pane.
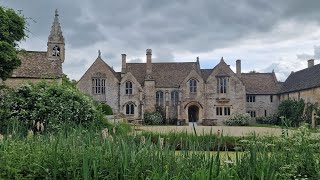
[131,104,134,114]
[126,105,129,114]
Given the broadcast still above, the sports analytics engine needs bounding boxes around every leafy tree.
[0,82,103,134]
[0,6,27,80]
[278,99,305,127]
[62,74,77,88]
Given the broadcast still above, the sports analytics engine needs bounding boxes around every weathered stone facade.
[2,10,64,88]
[77,49,282,125]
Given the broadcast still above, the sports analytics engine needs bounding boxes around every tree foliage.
[0,6,27,80]
[0,82,103,134]
[278,99,305,127]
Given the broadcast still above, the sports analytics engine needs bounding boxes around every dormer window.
[52,45,60,56]
[125,81,133,95]
[189,79,197,93]
[217,77,227,93]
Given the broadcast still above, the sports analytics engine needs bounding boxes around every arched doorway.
[188,105,199,122]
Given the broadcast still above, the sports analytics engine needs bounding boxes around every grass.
[0,124,320,179]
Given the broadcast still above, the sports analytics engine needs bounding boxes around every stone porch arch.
[184,101,203,123]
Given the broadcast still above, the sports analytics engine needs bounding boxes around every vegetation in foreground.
[0,124,319,179]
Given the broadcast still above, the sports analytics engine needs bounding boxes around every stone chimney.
[308,59,314,68]
[121,54,126,74]
[146,49,152,76]
[236,59,241,76]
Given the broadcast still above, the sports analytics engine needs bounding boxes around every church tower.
[47,9,65,63]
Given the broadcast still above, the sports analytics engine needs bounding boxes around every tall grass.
[0,125,319,179]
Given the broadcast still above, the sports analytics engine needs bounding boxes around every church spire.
[47,9,65,63]
[48,9,64,43]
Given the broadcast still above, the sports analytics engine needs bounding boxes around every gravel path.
[136,125,291,136]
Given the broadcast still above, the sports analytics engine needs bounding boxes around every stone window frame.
[125,103,135,115]
[216,106,231,116]
[224,107,231,116]
[247,111,256,117]
[156,91,164,107]
[270,95,273,102]
[216,107,223,116]
[189,79,197,93]
[246,95,256,102]
[171,91,179,106]
[92,78,106,95]
[125,81,133,95]
[217,76,228,94]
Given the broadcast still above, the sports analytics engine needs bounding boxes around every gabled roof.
[126,62,198,87]
[241,73,280,94]
[78,57,120,82]
[281,63,320,93]
[200,69,212,81]
[11,51,62,79]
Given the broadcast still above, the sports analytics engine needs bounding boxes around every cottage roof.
[200,69,212,81]
[241,73,280,94]
[280,63,320,93]
[11,51,62,79]
[126,62,198,87]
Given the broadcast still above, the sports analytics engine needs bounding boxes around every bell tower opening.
[47,9,65,62]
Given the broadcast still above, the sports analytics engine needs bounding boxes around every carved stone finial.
[55,9,59,17]
[98,50,101,58]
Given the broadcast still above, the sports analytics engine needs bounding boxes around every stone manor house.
[77,49,320,124]
[77,49,284,125]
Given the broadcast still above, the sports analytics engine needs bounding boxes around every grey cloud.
[3,0,320,80]
[297,45,320,60]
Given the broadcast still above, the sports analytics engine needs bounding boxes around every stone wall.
[246,94,279,118]
[280,87,320,104]
[119,72,142,120]
[77,58,119,113]
[204,61,246,125]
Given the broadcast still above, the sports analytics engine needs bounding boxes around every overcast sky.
[1,0,320,81]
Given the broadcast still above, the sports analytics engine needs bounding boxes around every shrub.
[225,112,250,126]
[100,103,113,115]
[278,99,305,127]
[144,112,163,125]
[256,115,278,125]
[0,82,102,134]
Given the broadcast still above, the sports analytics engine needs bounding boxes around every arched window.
[126,104,134,115]
[189,79,197,93]
[52,45,60,56]
[125,81,133,95]
[156,91,164,106]
[171,91,179,106]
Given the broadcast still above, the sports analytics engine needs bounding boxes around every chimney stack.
[308,59,314,68]
[236,59,241,76]
[146,49,152,76]
[121,54,126,74]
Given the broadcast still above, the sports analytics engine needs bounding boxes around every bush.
[278,99,305,127]
[0,82,102,134]
[144,112,163,125]
[225,112,250,126]
[100,103,113,115]
[256,115,278,125]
